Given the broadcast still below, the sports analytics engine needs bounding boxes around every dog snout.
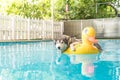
[58,47,61,49]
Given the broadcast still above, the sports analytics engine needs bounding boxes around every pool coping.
[0,39,53,43]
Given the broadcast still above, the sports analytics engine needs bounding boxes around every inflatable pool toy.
[64,27,100,54]
[64,27,101,54]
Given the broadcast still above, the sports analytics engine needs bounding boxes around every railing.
[0,14,64,41]
[64,18,120,38]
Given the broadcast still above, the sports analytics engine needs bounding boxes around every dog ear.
[63,37,69,45]
[68,37,72,45]
[53,40,57,44]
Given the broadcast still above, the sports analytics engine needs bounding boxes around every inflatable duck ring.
[64,27,102,54]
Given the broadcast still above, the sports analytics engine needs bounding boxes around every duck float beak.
[88,37,98,43]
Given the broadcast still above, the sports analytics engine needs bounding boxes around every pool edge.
[0,39,53,43]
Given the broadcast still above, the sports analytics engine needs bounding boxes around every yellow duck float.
[64,27,102,54]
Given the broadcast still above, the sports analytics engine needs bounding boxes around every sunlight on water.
[0,40,119,80]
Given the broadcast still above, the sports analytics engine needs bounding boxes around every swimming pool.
[0,40,119,80]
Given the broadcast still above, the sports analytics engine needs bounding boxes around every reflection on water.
[0,42,55,69]
[0,41,57,80]
[0,40,119,80]
[68,54,99,77]
[55,40,120,79]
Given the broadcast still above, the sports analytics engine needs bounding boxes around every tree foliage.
[0,0,119,20]
[5,0,51,19]
[54,0,118,20]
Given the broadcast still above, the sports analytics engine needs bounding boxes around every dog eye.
[61,41,64,44]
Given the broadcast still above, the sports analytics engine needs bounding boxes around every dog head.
[54,36,70,52]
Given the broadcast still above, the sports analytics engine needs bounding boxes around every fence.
[0,14,64,41]
[64,17,120,38]
[0,14,119,41]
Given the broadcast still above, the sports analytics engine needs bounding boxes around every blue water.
[0,40,120,80]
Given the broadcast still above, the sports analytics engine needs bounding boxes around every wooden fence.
[0,14,64,41]
[64,18,120,38]
[0,14,119,41]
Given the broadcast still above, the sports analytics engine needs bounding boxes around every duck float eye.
[83,28,88,34]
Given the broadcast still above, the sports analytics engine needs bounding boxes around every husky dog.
[54,35,102,53]
[54,35,81,52]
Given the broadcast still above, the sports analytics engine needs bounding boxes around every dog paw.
[70,47,75,51]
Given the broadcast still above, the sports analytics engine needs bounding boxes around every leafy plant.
[0,0,118,20]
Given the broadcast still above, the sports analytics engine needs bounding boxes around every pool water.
[0,40,120,80]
